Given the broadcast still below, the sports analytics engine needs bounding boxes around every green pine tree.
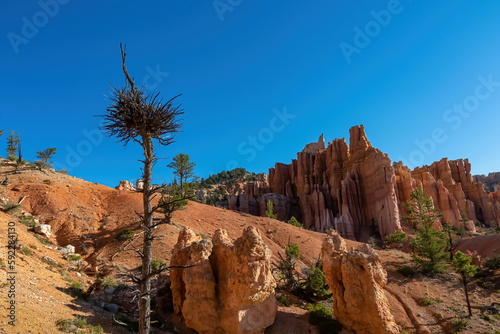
[266,200,277,219]
[452,251,478,317]
[6,131,21,161]
[288,216,303,228]
[403,188,448,275]
[167,153,196,191]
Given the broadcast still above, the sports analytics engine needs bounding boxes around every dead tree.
[100,43,184,334]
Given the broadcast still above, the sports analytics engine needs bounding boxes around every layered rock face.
[394,158,500,231]
[229,125,500,240]
[474,172,500,192]
[321,231,400,334]
[232,126,402,240]
[170,227,277,334]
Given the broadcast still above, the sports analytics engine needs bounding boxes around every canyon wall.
[229,125,500,241]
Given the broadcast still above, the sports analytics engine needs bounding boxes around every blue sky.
[2,1,500,187]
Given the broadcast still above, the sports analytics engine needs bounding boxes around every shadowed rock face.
[321,231,400,334]
[170,227,277,334]
[228,125,500,240]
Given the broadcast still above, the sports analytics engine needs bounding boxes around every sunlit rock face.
[321,231,400,334]
[170,226,277,334]
[230,125,500,240]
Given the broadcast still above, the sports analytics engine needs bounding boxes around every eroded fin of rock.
[170,226,277,334]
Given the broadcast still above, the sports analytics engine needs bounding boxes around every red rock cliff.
[231,125,500,241]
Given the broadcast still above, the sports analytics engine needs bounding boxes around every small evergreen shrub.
[69,281,85,298]
[117,228,134,240]
[421,297,442,306]
[287,216,303,228]
[56,318,103,333]
[35,235,51,245]
[56,319,72,331]
[151,259,166,273]
[18,215,35,228]
[384,230,408,244]
[67,254,81,261]
[302,265,332,299]
[307,303,342,334]
[307,303,333,323]
[101,277,117,288]
[397,266,416,278]
[485,255,500,270]
[23,247,33,256]
[266,200,277,219]
[276,294,292,306]
[0,200,20,213]
[451,317,469,332]
[285,242,300,260]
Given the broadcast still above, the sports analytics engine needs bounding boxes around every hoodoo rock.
[229,125,500,240]
[170,227,277,334]
[321,231,400,334]
[115,180,135,191]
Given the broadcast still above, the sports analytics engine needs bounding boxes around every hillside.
[0,160,499,334]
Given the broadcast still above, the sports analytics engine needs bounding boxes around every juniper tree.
[100,44,184,334]
[403,188,448,275]
[35,147,57,170]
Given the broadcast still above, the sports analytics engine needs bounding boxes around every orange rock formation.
[170,227,277,334]
[322,231,400,334]
[230,125,500,241]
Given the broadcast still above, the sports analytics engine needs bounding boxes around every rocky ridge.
[229,125,500,241]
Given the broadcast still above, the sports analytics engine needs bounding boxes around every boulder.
[321,231,400,334]
[104,303,119,314]
[60,245,75,255]
[34,224,51,237]
[170,227,277,334]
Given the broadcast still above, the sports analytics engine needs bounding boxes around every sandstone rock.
[395,157,499,231]
[115,180,135,191]
[321,231,400,334]
[136,179,144,191]
[229,125,500,240]
[60,245,75,255]
[473,172,500,192]
[34,224,51,237]
[302,134,326,154]
[170,227,276,334]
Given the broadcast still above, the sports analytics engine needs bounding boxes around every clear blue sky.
[2,1,500,187]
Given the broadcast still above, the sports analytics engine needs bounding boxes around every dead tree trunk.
[139,136,154,334]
